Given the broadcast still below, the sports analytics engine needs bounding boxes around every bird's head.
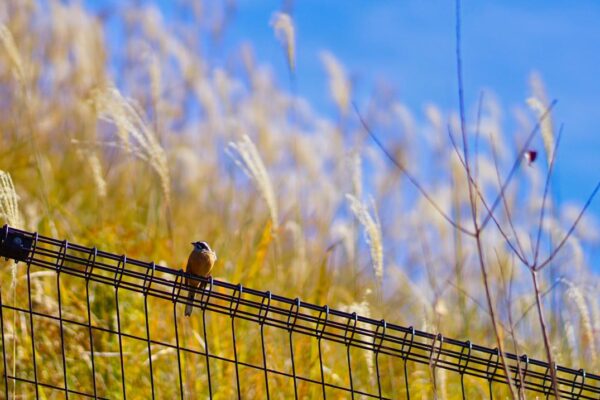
[191,241,213,254]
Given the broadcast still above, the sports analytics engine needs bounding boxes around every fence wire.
[0,225,597,399]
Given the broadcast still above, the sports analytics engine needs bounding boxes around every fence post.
[373,319,387,399]
[258,291,272,400]
[229,284,243,399]
[287,298,301,400]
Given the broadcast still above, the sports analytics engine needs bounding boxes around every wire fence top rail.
[0,225,598,399]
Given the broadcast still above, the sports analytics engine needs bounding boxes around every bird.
[184,241,217,317]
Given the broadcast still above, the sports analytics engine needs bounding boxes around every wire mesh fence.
[0,225,597,399]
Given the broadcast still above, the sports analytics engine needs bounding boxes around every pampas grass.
[228,134,279,230]
[0,1,598,398]
[528,72,555,164]
[90,86,171,206]
[321,51,351,115]
[346,194,384,284]
[0,24,24,82]
[270,11,295,74]
[0,171,21,229]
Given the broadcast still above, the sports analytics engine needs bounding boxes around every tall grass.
[0,1,598,398]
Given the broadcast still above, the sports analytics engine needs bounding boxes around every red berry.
[525,150,537,165]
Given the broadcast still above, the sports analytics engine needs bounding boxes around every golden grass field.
[0,1,598,398]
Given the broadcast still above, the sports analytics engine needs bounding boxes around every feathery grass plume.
[149,51,162,114]
[87,152,107,198]
[245,220,274,282]
[346,194,383,283]
[331,220,356,265]
[563,279,596,365]
[270,11,295,74]
[321,51,351,115]
[284,220,307,274]
[137,5,198,83]
[588,290,600,367]
[76,149,107,198]
[0,170,23,228]
[49,1,106,89]
[227,135,279,230]
[392,102,416,138]
[0,24,25,82]
[527,72,554,163]
[214,68,239,108]
[1,1,599,396]
[562,316,577,360]
[350,151,363,198]
[439,368,448,400]
[0,169,23,393]
[90,86,171,206]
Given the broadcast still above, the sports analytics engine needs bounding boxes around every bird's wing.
[185,252,202,287]
[197,251,215,276]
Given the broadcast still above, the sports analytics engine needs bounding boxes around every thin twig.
[533,124,564,266]
[496,251,526,400]
[447,125,467,170]
[474,92,484,190]
[480,100,558,231]
[448,127,529,264]
[489,133,528,264]
[514,278,562,327]
[352,102,474,236]
[536,180,600,271]
[418,224,444,329]
[454,1,517,397]
[531,269,560,398]
[445,278,512,333]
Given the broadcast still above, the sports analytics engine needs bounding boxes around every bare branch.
[448,127,529,265]
[353,102,474,236]
[531,269,561,398]
[495,251,527,400]
[445,278,511,333]
[473,92,484,212]
[533,124,564,266]
[514,278,562,327]
[480,100,558,230]
[536,180,600,271]
[455,0,468,168]
[454,0,477,226]
[489,133,529,264]
[447,125,467,170]
[455,1,517,397]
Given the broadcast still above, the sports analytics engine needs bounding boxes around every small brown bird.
[184,241,217,317]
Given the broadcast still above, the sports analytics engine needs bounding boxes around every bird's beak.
[190,242,194,246]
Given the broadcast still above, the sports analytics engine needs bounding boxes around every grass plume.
[0,1,597,398]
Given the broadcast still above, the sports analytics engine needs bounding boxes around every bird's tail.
[184,289,195,317]
[184,282,207,317]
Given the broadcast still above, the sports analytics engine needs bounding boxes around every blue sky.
[229,2,600,191]
[87,0,600,264]
[232,0,600,263]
